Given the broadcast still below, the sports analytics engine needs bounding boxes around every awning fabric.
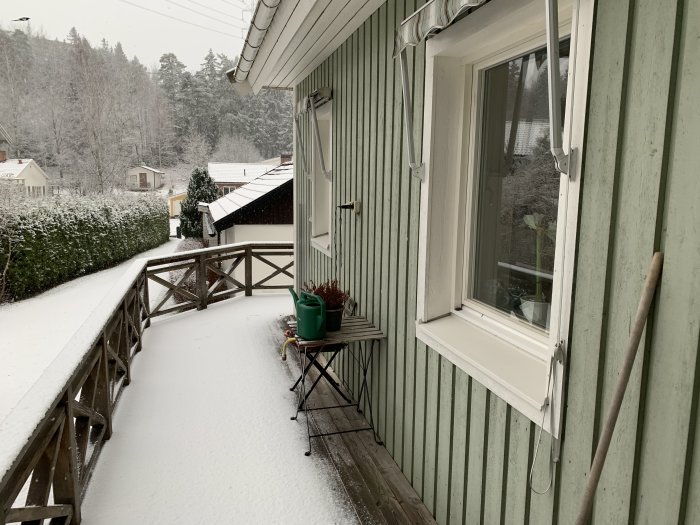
[393,0,487,57]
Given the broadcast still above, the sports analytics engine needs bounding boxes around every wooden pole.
[245,246,253,296]
[575,252,664,525]
[197,253,208,310]
[142,270,151,328]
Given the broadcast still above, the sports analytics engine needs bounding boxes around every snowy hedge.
[0,194,169,302]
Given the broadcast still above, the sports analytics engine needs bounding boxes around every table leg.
[359,340,382,445]
[297,345,352,409]
[290,347,312,456]
[289,348,318,391]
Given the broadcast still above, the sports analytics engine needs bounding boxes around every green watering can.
[289,288,326,340]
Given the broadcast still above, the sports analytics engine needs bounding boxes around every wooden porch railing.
[0,242,293,524]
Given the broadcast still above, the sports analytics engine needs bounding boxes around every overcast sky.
[0,0,251,71]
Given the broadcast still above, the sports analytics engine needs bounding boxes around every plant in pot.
[304,279,350,332]
[520,213,556,329]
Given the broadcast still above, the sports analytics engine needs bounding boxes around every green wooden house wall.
[294,0,700,522]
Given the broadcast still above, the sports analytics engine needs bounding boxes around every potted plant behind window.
[304,279,349,332]
[519,213,556,329]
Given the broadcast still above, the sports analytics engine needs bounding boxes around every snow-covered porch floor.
[81,294,434,524]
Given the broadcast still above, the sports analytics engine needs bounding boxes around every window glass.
[471,40,569,331]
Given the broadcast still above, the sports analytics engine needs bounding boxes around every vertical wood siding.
[294,0,700,522]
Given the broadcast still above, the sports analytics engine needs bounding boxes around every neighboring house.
[203,162,294,290]
[0,156,50,197]
[261,154,293,166]
[168,192,186,218]
[126,165,165,190]
[207,162,293,244]
[229,0,700,523]
[207,162,274,195]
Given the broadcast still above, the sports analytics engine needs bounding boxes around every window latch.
[553,339,566,365]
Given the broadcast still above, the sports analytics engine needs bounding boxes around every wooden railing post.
[142,269,151,328]
[98,338,113,440]
[197,253,208,310]
[54,392,82,524]
[245,246,253,296]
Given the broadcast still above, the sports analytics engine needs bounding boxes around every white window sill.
[310,234,331,257]
[416,313,549,424]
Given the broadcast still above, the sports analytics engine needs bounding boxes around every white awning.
[393,0,487,57]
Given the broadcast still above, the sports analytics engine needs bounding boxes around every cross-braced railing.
[0,242,293,524]
[146,242,294,317]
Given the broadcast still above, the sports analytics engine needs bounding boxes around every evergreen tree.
[180,167,219,238]
[0,28,293,191]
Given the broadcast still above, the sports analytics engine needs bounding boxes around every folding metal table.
[288,316,384,455]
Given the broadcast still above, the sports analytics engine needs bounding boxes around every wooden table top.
[288,316,385,346]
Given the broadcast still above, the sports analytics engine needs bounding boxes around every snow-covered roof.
[0,159,46,180]
[135,165,165,174]
[209,163,293,224]
[207,162,273,184]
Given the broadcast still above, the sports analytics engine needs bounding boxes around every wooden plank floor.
[287,347,436,525]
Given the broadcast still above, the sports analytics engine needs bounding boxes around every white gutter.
[226,0,281,94]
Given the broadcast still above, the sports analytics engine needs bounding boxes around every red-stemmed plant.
[304,279,349,310]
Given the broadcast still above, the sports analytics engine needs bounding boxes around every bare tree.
[210,133,262,162]
[183,132,210,167]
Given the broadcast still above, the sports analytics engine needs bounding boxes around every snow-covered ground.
[82,295,357,524]
[169,217,180,237]
[0,239,180,426]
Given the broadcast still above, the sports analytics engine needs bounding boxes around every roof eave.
[228,0,281,94]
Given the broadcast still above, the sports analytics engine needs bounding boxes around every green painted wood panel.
[371,3,387,444]
[636,1,700,521]
[435,358,455,524]
[448,370,469,525]
[292,0,700,523]
[413,340,428,499]
[423,348,440,514]
[483,396,508,523]
[503,410,532,524]
[465,383,487,524]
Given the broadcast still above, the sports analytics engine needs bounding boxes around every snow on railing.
[0,241,293,524]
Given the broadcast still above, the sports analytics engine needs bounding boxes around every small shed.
[127,166,165,191]
[0,158,50,197]
[168,192,186,218]
[207,162,272,195]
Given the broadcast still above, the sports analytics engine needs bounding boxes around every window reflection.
[472,40,569,331]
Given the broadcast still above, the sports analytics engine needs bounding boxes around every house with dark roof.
[201,162,294,291]
[208,162,293,238]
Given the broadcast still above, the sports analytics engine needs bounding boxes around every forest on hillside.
[0,27,292,193]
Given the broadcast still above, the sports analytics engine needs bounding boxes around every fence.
[0,242,293,524]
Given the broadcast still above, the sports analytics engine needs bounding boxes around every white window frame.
[415,0,593,437]
[310,101,333,256]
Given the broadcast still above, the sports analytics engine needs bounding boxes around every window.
[415,0,592,435]
[466,41,569,333]
[310,101,332,255]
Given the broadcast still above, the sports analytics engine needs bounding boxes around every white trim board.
[241,0,385,93]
